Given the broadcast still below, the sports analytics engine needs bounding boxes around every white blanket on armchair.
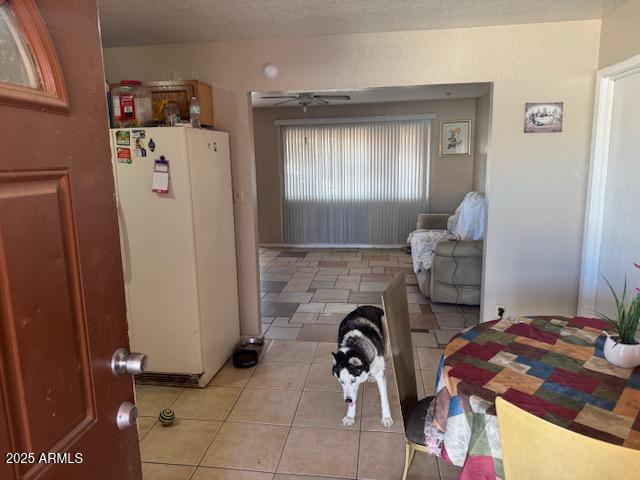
[408,192,486,274]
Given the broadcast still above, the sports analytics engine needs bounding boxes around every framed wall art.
[524,102,563,133]
[440,120,471,155]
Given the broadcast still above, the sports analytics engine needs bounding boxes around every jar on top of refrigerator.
[111,80,153,127]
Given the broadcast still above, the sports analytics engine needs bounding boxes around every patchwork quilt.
[425,316,640,480]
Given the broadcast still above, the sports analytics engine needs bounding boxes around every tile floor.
[259,247,479,347]
[136,247,475,479]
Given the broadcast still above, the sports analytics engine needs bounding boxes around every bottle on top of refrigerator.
[189,97,201,128]
[111,80,153,127]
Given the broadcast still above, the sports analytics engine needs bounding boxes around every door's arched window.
[0,0,68,110]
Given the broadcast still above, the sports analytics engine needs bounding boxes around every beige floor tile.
[324,303,358,314]
[264,340,318,363]
[316,313,344,324]
[313,342,337,364]
[264,326,302,340]
[312,288,351,302]
[135,385,184,417]
[410,332,438,348]
[335,281,360,290]
[193,467,274,480]
[142,462,195,480]
[315,275,338,282]
[141,419,222,465]
[434,329,458,345]
[360,392,404,433]
[276,475,350,480]
[438,457,463,479]
[201,422,288,472]
[209,360,256,388]
[271,318,300,327]
[247,362,310,390]
[137,416,157,441]
[406,293,428,304]
[275,292,313,303]
[297,324,339,342]
[357,431,406,480]
[282,283,311,292]
[416,347,444,369]
[406,451,440,480]
[290,312,318,323]
[171,386,242,421]
[421,369,438,396]
[362,369,397,395]
[277,427,359,478]
[293,390,361,430]
[228,388,301,425]
[296,302,325,313]
[359,282,388,292]
[304,364,341,392]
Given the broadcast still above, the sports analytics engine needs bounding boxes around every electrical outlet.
[496,305,506,318]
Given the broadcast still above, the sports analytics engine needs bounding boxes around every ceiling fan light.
[262,63,278,79]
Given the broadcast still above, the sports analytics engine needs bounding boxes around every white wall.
[104,19,601,329]
[473,91,491,193]
[599,0,640,68]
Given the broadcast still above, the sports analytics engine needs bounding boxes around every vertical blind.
[281,117,431,245]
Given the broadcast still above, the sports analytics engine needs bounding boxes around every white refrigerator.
[110,126,239,387]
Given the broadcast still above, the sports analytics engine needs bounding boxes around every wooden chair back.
[381,274,418,423]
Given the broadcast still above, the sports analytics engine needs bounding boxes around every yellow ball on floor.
[158,408,175,426]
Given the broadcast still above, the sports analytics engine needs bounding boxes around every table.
[424,316,640,480]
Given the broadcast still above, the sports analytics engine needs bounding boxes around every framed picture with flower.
[440,120,471,156]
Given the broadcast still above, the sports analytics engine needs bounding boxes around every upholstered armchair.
[413,213,483,305]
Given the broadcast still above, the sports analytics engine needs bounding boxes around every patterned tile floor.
[259,247,479,346]
[136,247,475,479]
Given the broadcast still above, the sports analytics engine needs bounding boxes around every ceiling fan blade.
[310,97,329,104]
[274,98,298,106]
[261,95,299,99]
[314,95,351,100]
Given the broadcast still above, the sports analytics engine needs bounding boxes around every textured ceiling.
[252,83,491,107]
[99,0,623,47]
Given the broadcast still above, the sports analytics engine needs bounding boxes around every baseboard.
[259,243,406,249]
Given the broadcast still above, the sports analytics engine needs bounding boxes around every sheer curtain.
[281,117,431,245]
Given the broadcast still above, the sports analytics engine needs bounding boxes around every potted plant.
[596,264,640,369]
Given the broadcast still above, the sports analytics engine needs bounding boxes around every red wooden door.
[0,1,141,478]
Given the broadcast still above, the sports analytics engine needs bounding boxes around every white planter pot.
[603,335,640,369]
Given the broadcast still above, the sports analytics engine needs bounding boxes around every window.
[281,117,431,245]
[0,0,68,110]
[0,3,39,88]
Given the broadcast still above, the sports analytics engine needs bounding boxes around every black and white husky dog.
[332,306,393,428]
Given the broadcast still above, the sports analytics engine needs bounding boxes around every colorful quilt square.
[449,362,498,387]
[484,368,543,395]
[613,387,640,419]
[549,368,600,393]
[552,339,593,361]
[516,356,556,380]
[505,323,557,344]
[575,404,634,439]
[458,341,505,361]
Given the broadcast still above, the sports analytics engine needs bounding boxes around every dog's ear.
[331,352,339,366]
[348,357,363,367]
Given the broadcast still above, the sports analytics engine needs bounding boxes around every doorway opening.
[251,82,493,340]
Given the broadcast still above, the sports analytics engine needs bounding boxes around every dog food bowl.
[232,337,264,368]
[232,348,259,368]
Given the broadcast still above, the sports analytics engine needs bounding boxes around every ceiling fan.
[261,92,351,111]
